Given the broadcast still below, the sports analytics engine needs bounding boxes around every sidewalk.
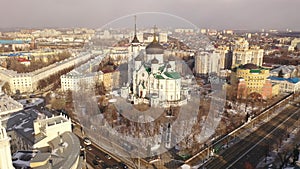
[256,127,300,169]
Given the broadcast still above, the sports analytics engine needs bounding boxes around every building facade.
[194,47,221,76]
[268,76,300,93]
[231,63,278,99]
[6,114,82,169]
[122,28,188,107]
[61,55,104,91]
[232,38,264,68]
[0,52,93,93]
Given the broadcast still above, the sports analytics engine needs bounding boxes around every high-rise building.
[216,46,232,70]
[194,47,221,76]
[231,38,264,68]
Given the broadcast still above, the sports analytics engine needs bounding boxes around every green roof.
[155,74,165,79]
[159,66,165,72]
[250,69,261,73]
[144,66,151,74]
[164,72,181,79]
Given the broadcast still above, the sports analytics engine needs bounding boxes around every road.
[83,141,123,169]
[202,102,300,169]
[76,130,128,169]
[37,104,128,169]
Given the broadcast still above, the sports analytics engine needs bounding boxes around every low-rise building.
[269,65,299,78]
[0,52,93,93]
[231,63,278,99]
[61,55,103,91]
[0,82,23,119]
[0,40,31,51]
[4,113,82,169]
[268,76,300,93]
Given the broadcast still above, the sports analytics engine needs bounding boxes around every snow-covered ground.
[256,127,300,169]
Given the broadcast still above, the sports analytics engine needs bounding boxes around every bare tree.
[2,82,11,95]
[51,98,66,110]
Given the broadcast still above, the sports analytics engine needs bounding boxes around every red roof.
[17,58,30,62]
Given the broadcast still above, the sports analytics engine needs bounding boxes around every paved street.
[73,126,128,169]
[202,102,300,169]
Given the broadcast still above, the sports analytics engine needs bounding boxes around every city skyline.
[0,0,299,30]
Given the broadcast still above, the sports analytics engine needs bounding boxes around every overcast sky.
[0,0,299,30]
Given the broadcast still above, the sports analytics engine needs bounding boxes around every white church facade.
[121,26,189,108]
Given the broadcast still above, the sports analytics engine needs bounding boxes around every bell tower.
[128,15,141,84]
[0,120,14,169]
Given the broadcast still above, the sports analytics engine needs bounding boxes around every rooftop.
[0,40,31,44]
[240,63,258,69]
[164,72,181,79]
[12,132,80,169]
[0,93,23,117]
[268,76,300,84]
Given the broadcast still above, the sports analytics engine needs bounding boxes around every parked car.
[95,155,101,161]
[119,162,128,169]
[83,137,91,145]
[86,145,92,151]
[105,154,112,159]
[92,159,99,166]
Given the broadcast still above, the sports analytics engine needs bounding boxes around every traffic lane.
[203,104,299,169]
[78,137,123,168]
[85,145,119,167]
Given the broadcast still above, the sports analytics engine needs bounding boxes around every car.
[112,164,119,169]
[105,154,112,159]
[101,163,109,168]
[95,155,101,161]
[86,145,92,151]
[92,159,99,166]
[119,162,128,169]
[83,137,91,145]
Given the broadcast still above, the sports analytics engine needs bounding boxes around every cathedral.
[121,25,188,108]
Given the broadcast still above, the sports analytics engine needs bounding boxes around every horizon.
[0,0,299,31]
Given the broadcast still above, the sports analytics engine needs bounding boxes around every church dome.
[146,41,164,54]
[151,57,159,64]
